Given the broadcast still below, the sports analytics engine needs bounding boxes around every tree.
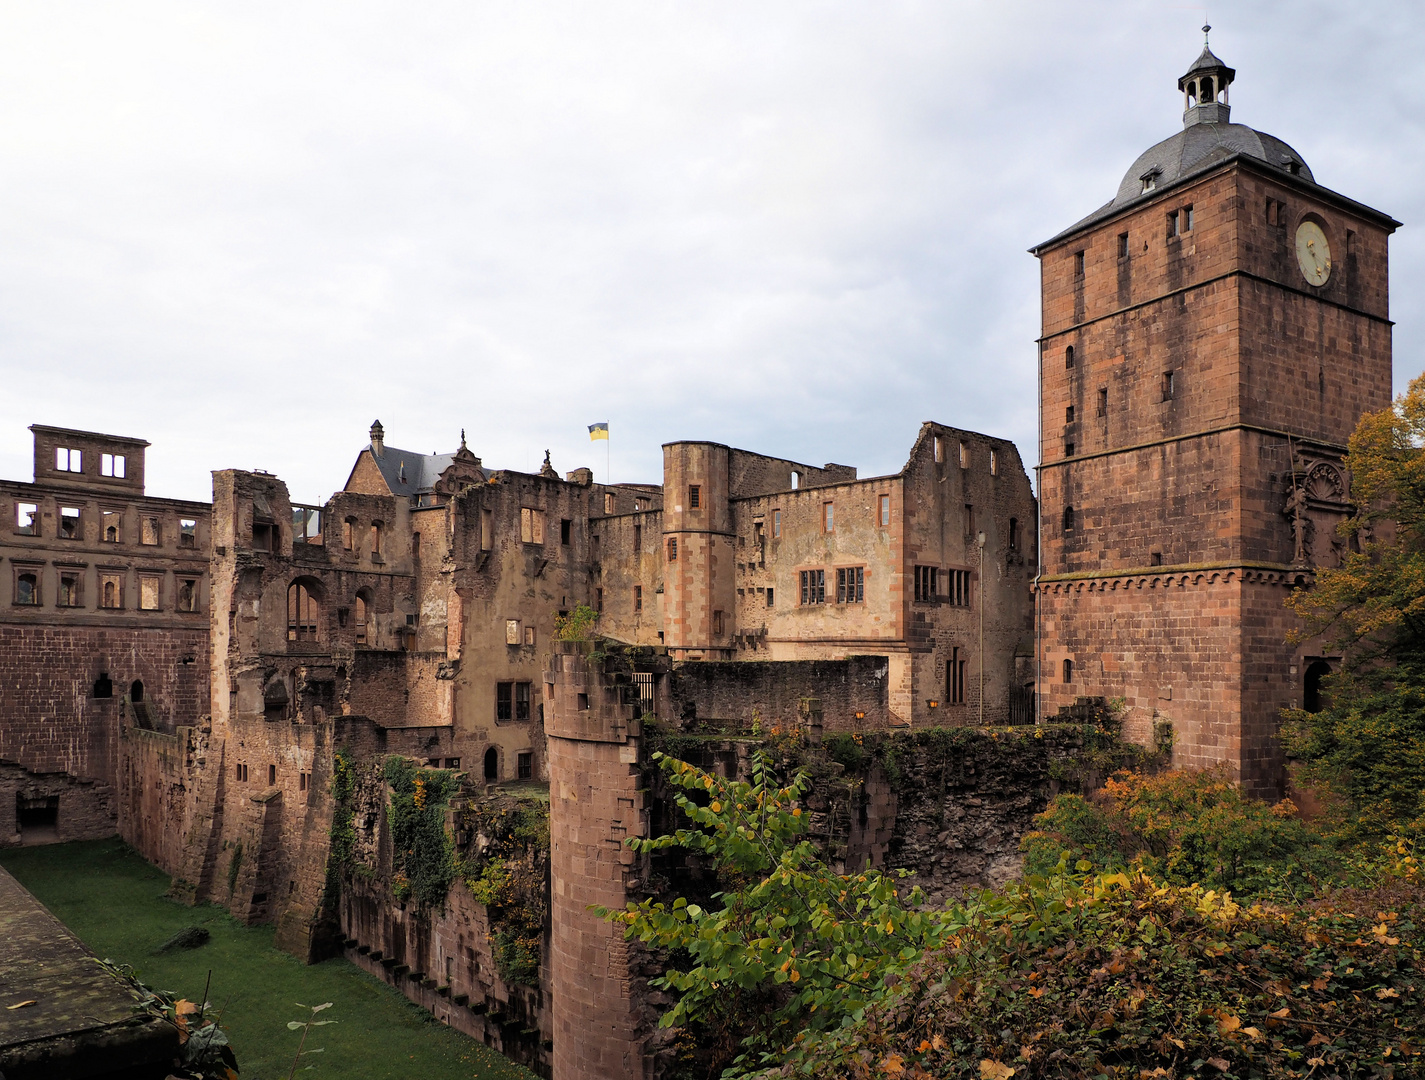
[1285,374,1425,833]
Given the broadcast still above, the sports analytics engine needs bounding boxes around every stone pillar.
[544,641,648,1080]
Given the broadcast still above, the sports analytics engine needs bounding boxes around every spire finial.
[1203,23,1211,44]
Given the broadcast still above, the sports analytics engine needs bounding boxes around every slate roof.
[369,446,483,495]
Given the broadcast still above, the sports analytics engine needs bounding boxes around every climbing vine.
[457,795,550,986]
[384,756,458,910]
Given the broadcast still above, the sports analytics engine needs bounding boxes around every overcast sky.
[1,1,1421,504]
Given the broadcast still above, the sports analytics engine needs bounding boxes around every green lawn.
[0,838,535,1080]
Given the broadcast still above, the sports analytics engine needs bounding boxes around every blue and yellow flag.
[588,422,609,441]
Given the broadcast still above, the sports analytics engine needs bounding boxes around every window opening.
[1304,660,1332,714]
[1065,405,1075,423]
[959,442,968,469]
[369,521,383,557]
[139,575,161,611]
[667,537,677,561]
[1117,232,1129,258]
[59,571,81,607]
[56,447,82,473]
[1150,552,1163,566]
[634,585,643,612]
[1073,250,1085,278]
[180,519,196,548]
[292,507,322,546]
[766,587,774,607]
[772,510,781,538]
[16,502,38,535]
[1097,388,1108,416]
[604,492,616,514]
[235,763,248,783]
[141,517,160,545]
[354,594,368,645]
[177,578,197,612]
[103,511,122,543]
[286,582,320,641]
[1062,506,1076,533]
[519,508,544,545]
[1183,205,1194,231]
[990,449,997,475]
[595,587,604,612]
[496,682,513,721]
[688,485,701,509]
[561,518,572,545]
[252,520,273,551]
[1065,441,1075,457]
[101,453,125,478]
[130,680,144,702]
[634,522,642,549]
[100,573,122,609]
[93,673,112,698]
[823,502,833,533]
[1063,658,1074,682]
[515,682,531,721]
[1009,517,1019,551]
[790,472,800,490]
[933,436,943,463]
[836,566,864,603]
[913,565,939,603]
[799,569,825,605]
[14,570,38,606]
[484,747,498,781]
[268,764,277,786]
[517,752,533,781]
[1065,345,1075,369]
[879,494,890,527]
[1162,371,1175,400]
[948,646,965,705]
[60,507,79,539]
[712,610,724,635]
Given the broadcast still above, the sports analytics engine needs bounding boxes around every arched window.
[1304,660,1332,714]
[369,522,383,558]
[287,582,321,642]
[354,591,369,646]
[15,572,38,605]
[1186,79,1197,107]
[1200,76,1214,102]
[484,747,499,782]
[1063,659,1074,682]
[1062,506,1076,533]
[1065,345,1075,369]
[130,679,144,702]
[103,580,116,607]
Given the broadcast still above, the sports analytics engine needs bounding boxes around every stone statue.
[1284,480,1311,566]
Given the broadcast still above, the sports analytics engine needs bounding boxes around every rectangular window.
[1063,658,1074,683]
[772,510,781,538]
[595,587,603,612]
[1167,210,1180,238]
[515,682,531,721]
[139,575,161,611]
[496,682,513,721]
[180,519,197,548]
[141,517,160,545]
[1073,250,1085,278]
[505,619,521,645]
[836,566,864,603]
[712,610,724,635]
[520,508,545,544]
[799,569,825,605]
[1183,205,1194,231]
[102,511,122,543]
[480,508,492,551]
[822,502,833,533]
[1097,388,1108,416]
[635,497,650,511]
[1009,517,1020,551]
[236,763,248,783]
[444,758,460,771]
[959,442,968,469]
[667,537,677,561]
[1150,551,1163,566]
[60,507,80,539]
[914,565,939,603]
[1065,440,1075,457]
[58,571,82,607]
[100,572,123,609]
[634,585,643,612]
[948,646,965,704]
[879,494,890,527]
[561,519,572,545]
[177,577,198,612]
[947,569,972,607]
[268,764,277,786]
[16,502,38,535]
[766,587,774,607]
[1162,371,1175,400]
[1065,405,1075,423]
[300,771,310,792]
[965,503,975,538]
[688,484,701,509]
[518,752,533,780]
[253,520,273,551]
[101,453,125,478]
[1117,232,1129,258]
[990,449,998,475]
[56,447,82,473]
[604,492,616,514]
[634,523,642,549]
[933,436,943,463]
[13,569,39,606]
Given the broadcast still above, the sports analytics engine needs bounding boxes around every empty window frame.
[102,511,122,543]
[990,449,998,476]
[772,510,782,538]
[180,519,196,548]
[286,582,320,641]
[712,610,724,635]
[55,447,82,473]
[1117,232,1129,258]
[368,521,383,557]
[595,587,603,612]
[959,442,968,469]
[836,566,864,603]
[913,565,939,603]
[13,568,39,605]
[1062,506,1076,533]
[517,752,533,780]
[766,587,774,607]
[252,520,273,551]
[177,577,198,612]
[799,568,825,605]
[634,497,651,511]
[948,646,966,705]
[60,507,80,540]
[1097,388,1108,416]
[1065,405,1075,423]
[634,522,642,549]
[16,502,38,535]
[292,507,322,546]
[1162,370,1176,401]
[1073,250,1085,278]
[1168,206,1193,237]
[101,453,125,478]
[634,585,643,612]
[268,764,277,786]
[604,492,616,514]
[1065,345,1075,369]
[100,573,123,609]
[1065,440,1076,457]
[58,570,82,607]
[139,575,162,611]
[933,436,944,463]
[354,595,369,644]
[1009,517,1020,551]
[235,763,249,783]
[519,508,544,545]
[667,537,678,561]
[342,517,356,550]
[506,619,521,644]
[688,484,701,509]
[822,502,834,533]
[561,518,572,545]
[946,569,972,607]
[141,517,160,546]
[879,494,890,527]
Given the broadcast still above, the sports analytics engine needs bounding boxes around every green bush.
[383,756,458,910]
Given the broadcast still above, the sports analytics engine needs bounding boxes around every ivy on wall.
[384,756,458,909]
[457,796,550,987]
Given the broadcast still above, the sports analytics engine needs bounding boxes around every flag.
[588,423,609,441]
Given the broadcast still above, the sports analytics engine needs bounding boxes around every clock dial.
[1295,221,1332,286]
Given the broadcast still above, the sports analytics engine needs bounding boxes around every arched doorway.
[484,747,499,782]
[129,679,144,702]
[1304,661,1332,713]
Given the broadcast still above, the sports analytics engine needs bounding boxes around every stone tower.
[1032,39,1398,794]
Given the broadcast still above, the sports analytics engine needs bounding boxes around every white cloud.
[0,1,1421,502]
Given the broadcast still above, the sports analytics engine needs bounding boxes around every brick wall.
[0,759,117,845]
[669,656,891,731]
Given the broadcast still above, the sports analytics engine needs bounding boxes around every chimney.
[370,420,385,458]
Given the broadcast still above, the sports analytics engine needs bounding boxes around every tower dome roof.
[1114,122,1313,210]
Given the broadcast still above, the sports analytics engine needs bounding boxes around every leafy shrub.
[553,603,599,641]
[383,756,458,909]
[458,796,549,987]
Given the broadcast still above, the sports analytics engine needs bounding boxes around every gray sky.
[2,1,1421,505]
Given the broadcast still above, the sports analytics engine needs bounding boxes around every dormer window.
[1140,167,1161,193]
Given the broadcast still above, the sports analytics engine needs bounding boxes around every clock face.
[1295,221,1332,286]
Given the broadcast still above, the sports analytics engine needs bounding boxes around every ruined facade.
[1033,44,1398,795]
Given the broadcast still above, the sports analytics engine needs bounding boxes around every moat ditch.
[0,838,535,1080]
